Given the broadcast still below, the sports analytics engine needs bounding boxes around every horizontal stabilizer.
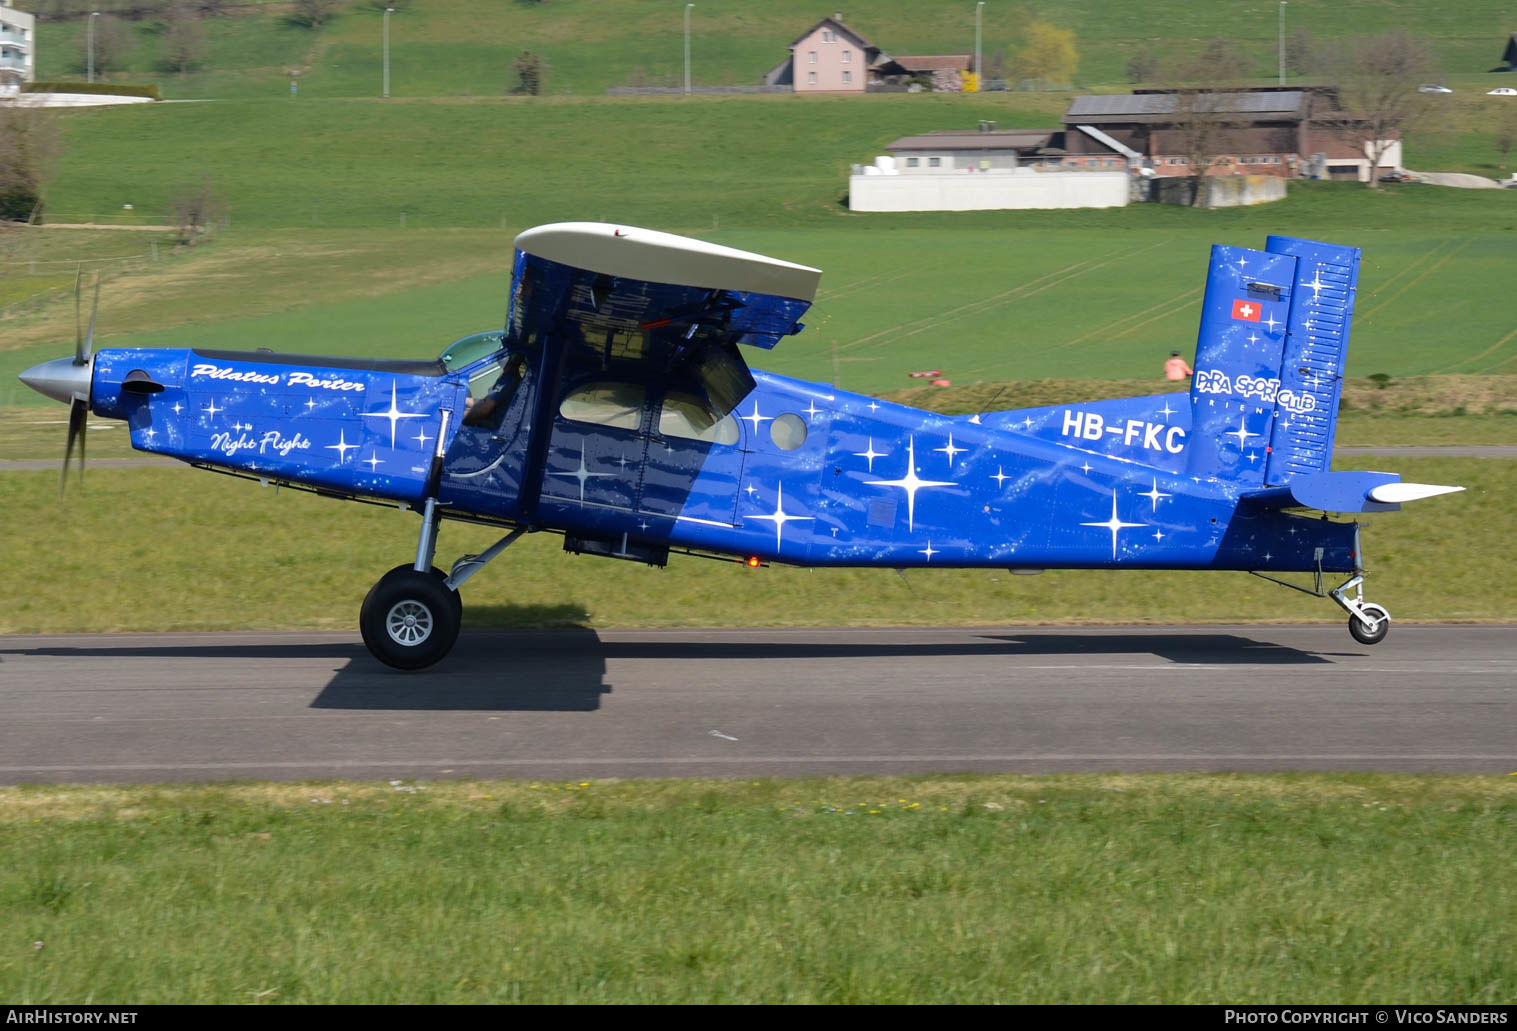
[1366,482,1465,504]
[1242,472,1465,513]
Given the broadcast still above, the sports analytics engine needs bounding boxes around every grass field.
[2,774,1513,1004]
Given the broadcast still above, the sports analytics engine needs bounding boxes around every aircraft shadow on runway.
[0,628,1338,715]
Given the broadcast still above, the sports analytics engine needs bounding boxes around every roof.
[886,129,1057,152]
[879,54,972,73]
[787,17,879,54]
[1066,90,1311,124]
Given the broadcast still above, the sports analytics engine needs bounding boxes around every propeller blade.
[82,272,101,364]
[61,397,87,495]
[73,265,83,365]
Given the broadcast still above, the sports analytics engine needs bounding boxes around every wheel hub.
[385,599,434,646]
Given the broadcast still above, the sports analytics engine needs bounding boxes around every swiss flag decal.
[1232,299,1261,322]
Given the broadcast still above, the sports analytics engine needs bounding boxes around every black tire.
[1348,603,1390,646]
[360,564,462,670]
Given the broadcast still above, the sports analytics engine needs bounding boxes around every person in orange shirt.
[1164,350,1193,381]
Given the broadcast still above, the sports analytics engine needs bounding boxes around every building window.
[807,71,816,84]
[842,50,851,64]
[842,70,851,84]
[808,51,817,64]
[907,157,919,167]
[823,30,834,42]
[929,157,941,168]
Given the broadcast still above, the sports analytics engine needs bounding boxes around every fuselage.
[84,343,1359,576]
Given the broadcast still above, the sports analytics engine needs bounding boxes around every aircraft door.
[640,388,746,527]
[538,380,650,527]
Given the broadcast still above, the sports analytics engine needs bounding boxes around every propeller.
[60,268,100,494]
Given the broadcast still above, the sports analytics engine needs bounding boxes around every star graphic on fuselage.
[852,438,888,472]
[1080,490,1145,561]
[549,440,613,505]
[364,381,427,448]
[934,433,966,465]
[326,429,357,463]
[750,482,813,553]
[864,436,955,533]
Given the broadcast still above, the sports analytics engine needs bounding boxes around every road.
[0,625,1512,783]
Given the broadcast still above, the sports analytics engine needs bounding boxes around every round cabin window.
[770,413,808,451]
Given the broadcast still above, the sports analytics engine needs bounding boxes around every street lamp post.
[975,2,984,91]
[87,11,99,84]
[384,7,394,98]
[1278,1,1287,86]
[684,3,693,94]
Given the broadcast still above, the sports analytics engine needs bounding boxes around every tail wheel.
[1348,603,1390,646]
[360,564,462,670]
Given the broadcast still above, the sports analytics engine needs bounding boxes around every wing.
[508,222,820,417]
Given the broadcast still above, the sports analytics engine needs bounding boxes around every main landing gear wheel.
[1348,603,1390,646]
[360,564,462,670]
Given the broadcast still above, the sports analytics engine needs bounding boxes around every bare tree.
[1324,33,1434,189]
[1285,27,1317,77]
[170,175,224,244]
[75,14,134,75]
[1125,45,1161,84]
[0,106,63,223]
[1494,107,1517,170]
[509,50,549,95]
[291,0,338,29]
[1164,45,1251,206]
[161,6,207,74]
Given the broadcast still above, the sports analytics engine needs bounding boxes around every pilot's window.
[439,331,505,372]
[560,381,646,430]
[659,391,739,445]
[770,413,808,451]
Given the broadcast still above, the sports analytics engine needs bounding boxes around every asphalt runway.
[0,625,1512,784]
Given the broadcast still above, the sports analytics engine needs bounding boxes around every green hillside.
[25,0,1517,99]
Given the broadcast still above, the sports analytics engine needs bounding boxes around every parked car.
[1487,87,1517,96]
[1418,84,1453,94]
[1378,171,1418,183]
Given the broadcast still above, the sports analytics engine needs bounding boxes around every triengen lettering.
[1061,410,1186,454]
[188,363,365,392]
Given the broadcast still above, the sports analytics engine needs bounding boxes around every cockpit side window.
[659,390,739,445]
[559,381,647,431]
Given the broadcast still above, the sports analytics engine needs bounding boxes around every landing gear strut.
[1330,574,1390,646]
[359,497,526,670]
[1250,566,1390,647]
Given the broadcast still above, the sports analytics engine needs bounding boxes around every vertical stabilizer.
[1185,237,1360,485]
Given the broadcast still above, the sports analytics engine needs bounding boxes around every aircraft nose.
[18,356,92,406]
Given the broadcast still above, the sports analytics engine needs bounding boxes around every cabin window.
[770,413,808,451]
[659,391,740,445]
[560,381,646,431]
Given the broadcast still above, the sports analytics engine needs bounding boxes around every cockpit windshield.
[438,331,505,373]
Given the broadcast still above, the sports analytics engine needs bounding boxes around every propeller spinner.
[17,269,100,492]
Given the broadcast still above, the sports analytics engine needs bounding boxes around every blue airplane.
[19,223,1463,669]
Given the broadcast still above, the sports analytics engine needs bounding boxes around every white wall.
[849,170,1129,211]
